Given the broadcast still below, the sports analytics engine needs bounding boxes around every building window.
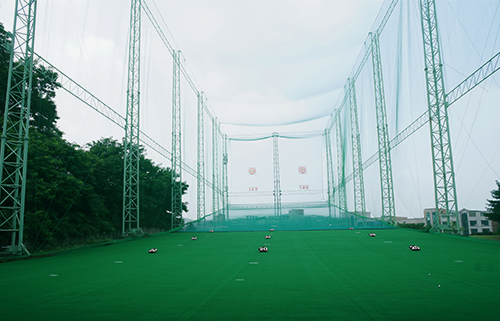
[480,212,486,216]
[481,220,489,226]
[471,229,478,234]
[483,228,490,233]
[469,212,476,217]
[470,221,477,226]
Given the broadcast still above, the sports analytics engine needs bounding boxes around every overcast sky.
[1,0,499,220]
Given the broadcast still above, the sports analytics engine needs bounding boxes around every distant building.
[423,208,440,226]
[395,217,426,224]
[364,211,371,218]
[423,207,496,235]
[288,209,304,216]
[458,208,496,236]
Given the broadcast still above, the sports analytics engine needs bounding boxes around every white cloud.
[64,36,116,59]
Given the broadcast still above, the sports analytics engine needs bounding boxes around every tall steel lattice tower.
[0,0,37,255]
[335,110,348,214]
[370,32,396,224]
[122,0,141,234]
[171,50,183,229]
[420,0,459,230]
[272,132,282,217]
[324,129,335,217]
[348,79,367,217]
[196,91,205,220]
[222,135,229,220]
[212,118,219,219]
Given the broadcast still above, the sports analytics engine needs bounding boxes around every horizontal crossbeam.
[230,189,326,197]
[446,51,500,107]
[142,0,215,121]
[341,50,500,187]
[34,54,214,190]
[229,131,324,141]
[229,201,330,210]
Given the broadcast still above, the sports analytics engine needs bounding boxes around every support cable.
[325,0,400,132]
[337,47,500,190]
[33,150,101,254]
[142,0,215,122]
[30,54,214,190]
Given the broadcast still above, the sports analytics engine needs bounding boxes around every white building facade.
[423,208,496,235]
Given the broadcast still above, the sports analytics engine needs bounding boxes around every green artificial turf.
[1,229,499,320]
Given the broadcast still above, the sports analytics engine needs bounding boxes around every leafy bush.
[396,222,432,232]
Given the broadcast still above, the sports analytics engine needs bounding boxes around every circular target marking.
[248,167,256,175]
[298,166,307,174]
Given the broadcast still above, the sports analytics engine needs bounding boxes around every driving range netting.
[179,211,393,232]
[1,228,499,320]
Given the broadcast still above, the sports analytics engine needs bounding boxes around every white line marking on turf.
[384,241,392,243]
[114,261,123,263]
[264,243,271,245]
[49,274,58,276]
[249,262,259,264]
[236,279,245,281]
[177,244,183,246]
[454,260,463,263]
[355,232,360,233]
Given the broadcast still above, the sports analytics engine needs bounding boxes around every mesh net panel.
[178,202,395,232]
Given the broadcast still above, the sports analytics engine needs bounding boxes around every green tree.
[86,137,189,233]
[485,181,500,224]
[2,20,190,252]
[139,155,188,232]
[86,138,125,231]
[1,22,65,250]
[1,22,62,136]
[25,131,115,251]
[0,23,10,104]
[30,64,62,136]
